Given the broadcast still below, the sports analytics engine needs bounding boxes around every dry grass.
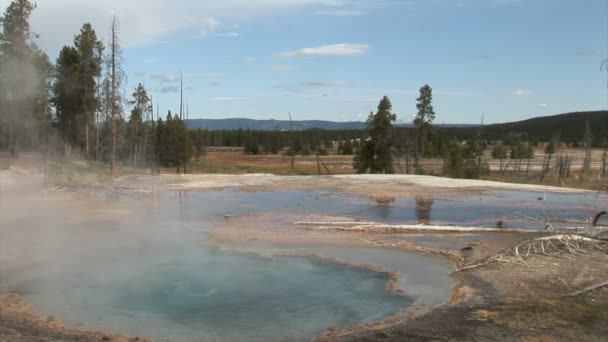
[185,150,357,175]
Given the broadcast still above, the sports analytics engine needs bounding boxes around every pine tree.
[353,96,397,174]
[52,46,81,149]
[128,83,151,166]
[413,84,436,171]
[74,23,103,158]
[0,0,51,156]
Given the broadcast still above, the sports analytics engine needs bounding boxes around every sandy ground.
[112,173,587,201]
[1,162,607,342]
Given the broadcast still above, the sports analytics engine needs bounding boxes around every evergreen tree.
[443,139,464,178]
[74,23,103,157]
[341,140,354,155]
[52,46,81,148]
[353,96,397,174]
[413,84,436,169]
[0,0,51,156]
[127,83,151,166]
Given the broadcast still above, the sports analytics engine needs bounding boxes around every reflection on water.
[415,197,434,225]
[165,188,606,230]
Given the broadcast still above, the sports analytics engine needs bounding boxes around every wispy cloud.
[271,64,297,72]
[150,73,180,83]
[537,103,549,108]
[18,0,372,52]
[279,44,370,58]
[302,80,348,87]
[216,32,240,37]
[471,54,495,60]
[315,9,365,16]
[569,48,599,57]
[275,80,349,93]
[143,58,160,64]
[197,16,222,38]
[493,0,522,4]
[210,96,247,101]
[512,89,533,96]
[385,89,482,97]
[160,86,180,94]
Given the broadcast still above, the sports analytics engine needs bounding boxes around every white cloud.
[537,103,549,108]
[512,89,533,97]
[198,17,222,38]
[279,43,370,58]
[0,0,359,54]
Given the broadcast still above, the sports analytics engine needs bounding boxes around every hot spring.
[1,186,605,341]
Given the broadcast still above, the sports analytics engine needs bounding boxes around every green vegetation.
[353,96,397,174]
[0,0,606,181]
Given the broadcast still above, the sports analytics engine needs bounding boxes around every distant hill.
[186,118,366,131]
[186,118,474,131]
[184,111,607,144]
[447,110,608,144]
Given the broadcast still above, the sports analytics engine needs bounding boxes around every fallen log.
[295,222,541,234]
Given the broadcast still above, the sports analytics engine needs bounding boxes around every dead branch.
[570,280,608,297]
[456,234,608,273]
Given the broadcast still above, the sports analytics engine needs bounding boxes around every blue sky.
[4,0,608,123]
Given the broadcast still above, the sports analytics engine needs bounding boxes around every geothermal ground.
[1,160,608,341]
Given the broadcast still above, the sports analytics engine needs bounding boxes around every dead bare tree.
[289,112,295,170]
[109,16,120,179]
[602,141,608,178]
[582,120,593,180]
[557,155,572,183]
[94,42,104,162]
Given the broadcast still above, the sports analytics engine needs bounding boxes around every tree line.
[1,0,605,180]
[0,0,194,175]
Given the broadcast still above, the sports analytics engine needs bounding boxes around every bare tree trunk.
[602,142,607,177]
[581,120,593,183]
[289,112,295,170]
[110,17,118,179]
[184,102,189,174]
[316,153,321,175]
[84,58,90,159]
